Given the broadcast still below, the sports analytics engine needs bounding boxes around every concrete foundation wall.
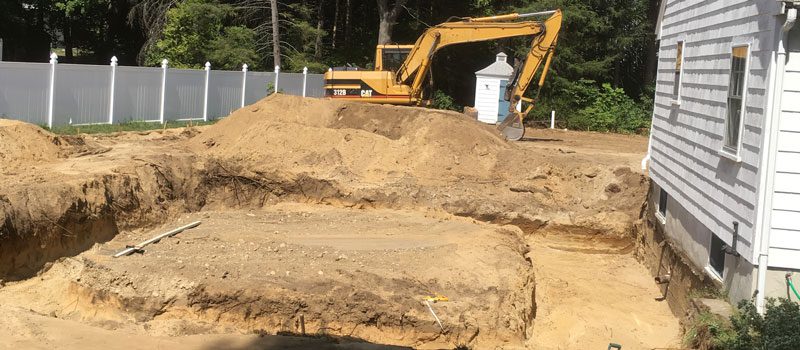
[765,269,800,303]
[646,180,800,307]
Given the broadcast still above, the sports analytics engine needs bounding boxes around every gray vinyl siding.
[650,0,781,263]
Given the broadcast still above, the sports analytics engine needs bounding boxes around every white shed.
[474,52,515,124]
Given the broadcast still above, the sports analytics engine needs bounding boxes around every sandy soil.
[1,205,536,349]
[0,95,679,349]
[528,230,680,349]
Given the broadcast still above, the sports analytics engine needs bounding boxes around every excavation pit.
[0,95,681,349]
[1,205,535,348]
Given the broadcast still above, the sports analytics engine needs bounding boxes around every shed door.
[498,79,510,122]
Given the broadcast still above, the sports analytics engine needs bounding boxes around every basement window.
[708,233,726,278]
[656,188,668,223]
[672,41,684,105]
[722,45,750,160]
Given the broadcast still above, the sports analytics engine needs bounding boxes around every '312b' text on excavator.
[323,9,562,141]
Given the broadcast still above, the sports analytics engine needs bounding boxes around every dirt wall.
[632,182,718,318]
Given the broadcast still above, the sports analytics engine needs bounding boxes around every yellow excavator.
[323,9,562,140]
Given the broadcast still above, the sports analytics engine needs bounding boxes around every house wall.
[768,25,800,269]
[651,181,757,303]
[474,76,500,124]
[650,0,781,275]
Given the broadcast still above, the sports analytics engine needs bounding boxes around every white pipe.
[203,62,210,121]
[47,53,57,128]
[274,65,280,94]
[159,59,168,124]
[108,56,117,125]
[642,108,656,171]
[113,221,201,258]
[550,110,555,129]
[241,63,248,108]
[756,5,796,314]
[302,66,308,97]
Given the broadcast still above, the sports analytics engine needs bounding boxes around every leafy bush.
[430,90,461,112]
[685,298,800,350]
[528,78,652,134]
[723,298,800,350]
[567,83,650,133]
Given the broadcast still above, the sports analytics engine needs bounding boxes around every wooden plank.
[769,229,800,250]
[776,152,800,173]
[781,90,800,112]
[768,247,800,269]
[783,72,800,91]
[773,192,800,211]
[775,172,800,193]
[779,111,800,132]
[771,210,800,231]
[777,131,800,151]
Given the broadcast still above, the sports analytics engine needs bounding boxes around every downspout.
[756,4,796,314]
[642,129,653,171]
[643,0,667,172]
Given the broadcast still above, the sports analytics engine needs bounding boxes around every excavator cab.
[375,45,414,72]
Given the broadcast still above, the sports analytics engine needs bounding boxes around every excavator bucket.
[498,112,525,141]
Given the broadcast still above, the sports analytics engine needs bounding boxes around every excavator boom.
[324,9,562,140]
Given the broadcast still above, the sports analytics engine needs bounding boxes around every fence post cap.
[110,56,118,65]
[242,63,248,71]
[161,59,168,67]
[303,67,308,74]
[49,52,58,63]
[205,61,211,69]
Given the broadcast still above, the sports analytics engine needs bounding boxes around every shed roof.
[475,52,513,78]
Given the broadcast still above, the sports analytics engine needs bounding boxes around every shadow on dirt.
[199,333,413,350]
[518,137,563,143]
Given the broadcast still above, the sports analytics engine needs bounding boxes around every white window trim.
[655,210,667,225]
[656,189,668,225]
[705,265,724,283]
[671,40,686,106]
[706,232,727,283]
[721,42,751,162]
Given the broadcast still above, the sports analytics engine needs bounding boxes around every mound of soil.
[0,119,62,169]
[189,95,511,182]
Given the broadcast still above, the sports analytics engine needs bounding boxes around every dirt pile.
[0,119,62,170]
[190,95,510,183]
[187,95,650,237]
[0,119,111,173]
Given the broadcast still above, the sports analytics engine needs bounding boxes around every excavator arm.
[396,10,562,104]
[497,11,562,140]
[323,9,562,140]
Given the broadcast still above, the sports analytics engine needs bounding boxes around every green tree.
[568,83,650,133]
[146,0,258,69]
[208,26,260,70]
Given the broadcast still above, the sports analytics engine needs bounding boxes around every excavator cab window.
[380,47,412,72]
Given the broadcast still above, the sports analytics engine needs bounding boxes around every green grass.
[683,310,736,349]
[45,120,218,135]
[688,287,729,300]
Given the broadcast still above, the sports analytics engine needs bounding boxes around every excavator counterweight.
[324,9,562,141]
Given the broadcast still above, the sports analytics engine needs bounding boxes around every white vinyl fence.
[0,53,325,127]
